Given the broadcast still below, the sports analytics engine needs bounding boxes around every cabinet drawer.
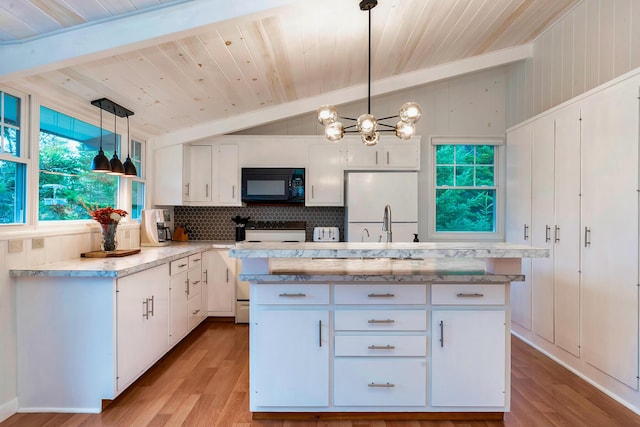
[188,253,202,269]
[254,284,330,305]
[334,284,427,305]
[334,358,426,406]
[431,284,505,305]
[188,270,202,300]
[187,297,202,330]
[170,257,189,275]
[334,310,427,331]
[335,335,427,357]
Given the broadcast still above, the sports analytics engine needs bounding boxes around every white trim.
[0,398,18,423]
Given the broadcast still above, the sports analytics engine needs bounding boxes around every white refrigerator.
[345,172,418,242]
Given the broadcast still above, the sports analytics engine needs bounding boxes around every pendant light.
[317,0,422,145]
[122,114,138,176]
[91,98,134,175]
[90,105,111,173]
[107,111,125,176]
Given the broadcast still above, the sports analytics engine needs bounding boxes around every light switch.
[32,238,45,249]
[8,239,24,253]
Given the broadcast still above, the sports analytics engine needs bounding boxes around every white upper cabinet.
[216,144,241,205]
[345,138,420,170]
[306,143,344,206]
[184,144,213,203]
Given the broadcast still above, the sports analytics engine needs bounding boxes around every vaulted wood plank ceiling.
[0,0,580,140]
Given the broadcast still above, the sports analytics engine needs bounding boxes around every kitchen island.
[229,241,548,421]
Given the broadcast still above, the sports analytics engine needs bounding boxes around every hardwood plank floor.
[2,320,640,427]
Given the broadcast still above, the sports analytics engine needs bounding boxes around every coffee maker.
[141,209,172,246]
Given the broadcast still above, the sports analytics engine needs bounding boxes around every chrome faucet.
[382,204,392,242]
[361,227,370,242]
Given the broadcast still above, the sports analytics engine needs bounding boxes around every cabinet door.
[383,143,419,169]
[117,264,169,391]
[217,144,240,205]
[153,144,183,205]
[306,143,344,206]
[530,115,555,343]
[169,270,189,346]
[553,105,581,357]
[505,123,533,330]
[251,310,329,407]
[204,250,236,316]
[581,78,639,389]
[345,142,380,169]
[431,310,506,407]
[184,144,213,202]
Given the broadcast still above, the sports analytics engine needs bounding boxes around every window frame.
[426,136,505,242]
[0,85,29,228]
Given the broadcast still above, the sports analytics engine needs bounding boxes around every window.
[129,138,145,220]
[39,106,118,220]
[430,137,503,239]
[0,90,27,225]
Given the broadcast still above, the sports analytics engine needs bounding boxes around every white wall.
[237,66,509,241]
[506,0,640,127]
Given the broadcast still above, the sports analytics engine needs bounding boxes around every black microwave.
[241,168,305,204]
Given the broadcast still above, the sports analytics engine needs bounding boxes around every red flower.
[88,206,128,225]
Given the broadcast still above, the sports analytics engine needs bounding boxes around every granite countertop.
[9,241,235,279]
[229,241,549,259]
[239,257,525,283]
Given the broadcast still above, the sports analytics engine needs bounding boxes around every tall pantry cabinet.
[506,72,639,392]
[580,78,639,389]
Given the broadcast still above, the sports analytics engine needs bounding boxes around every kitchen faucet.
[382,204,392,242]
[361,227,370,242]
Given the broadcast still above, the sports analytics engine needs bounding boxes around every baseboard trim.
[0,398,18,423]
[252,411,504,421]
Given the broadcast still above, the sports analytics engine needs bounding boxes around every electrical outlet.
[8,239,24,253]
[32,238,45,249]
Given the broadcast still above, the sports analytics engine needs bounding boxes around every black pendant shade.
[122,115,138,176]
[90,98,135,175]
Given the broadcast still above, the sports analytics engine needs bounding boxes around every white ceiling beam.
[0,0,301,82]
[151,44,533,148]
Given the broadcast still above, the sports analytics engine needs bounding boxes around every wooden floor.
[3,320,640,427]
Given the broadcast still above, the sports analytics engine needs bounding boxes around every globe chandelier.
[317,0,422,146]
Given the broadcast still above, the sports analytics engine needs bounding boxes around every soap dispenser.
[413,233,419,242]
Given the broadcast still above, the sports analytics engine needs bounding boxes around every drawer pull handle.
[368,345,395,350]
[178,263,187,268]
[192,309,200,315]
[368,293,395,298]
[368,319,395,324]
[192,280,201,285]
[456,293,484,298]
[368,382,395,388]
[279,293,306,297]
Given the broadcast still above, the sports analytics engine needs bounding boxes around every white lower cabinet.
[169,257,189,346]
[116,264,169,392]
[250,282,510,413]
[204,249,236,316]
[431,309,506,407]
[251,309,330,407]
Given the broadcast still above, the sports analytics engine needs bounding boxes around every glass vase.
[101,223,118,252]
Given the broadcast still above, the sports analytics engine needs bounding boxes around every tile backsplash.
[174,206,345,241]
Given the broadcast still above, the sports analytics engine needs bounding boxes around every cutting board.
[81,249,141,258]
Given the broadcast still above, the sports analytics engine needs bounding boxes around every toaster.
[313,226,339,242]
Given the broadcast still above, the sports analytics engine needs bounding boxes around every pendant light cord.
[367,8,372,114]
[99,104,103,150]
[113,112,117,155]
[126,115,131,157]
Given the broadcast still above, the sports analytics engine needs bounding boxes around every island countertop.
[228,241,548,259]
